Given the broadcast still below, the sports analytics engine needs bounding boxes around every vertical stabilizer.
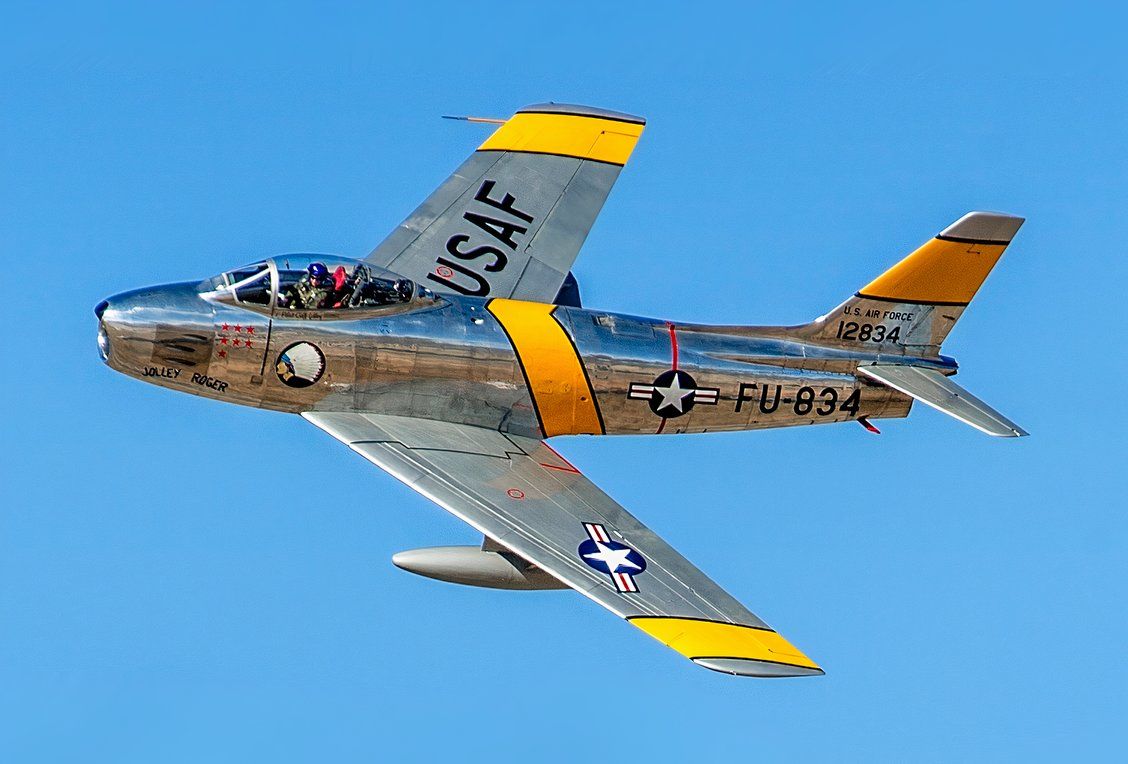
[796,212,1024,355]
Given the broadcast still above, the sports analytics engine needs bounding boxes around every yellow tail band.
[858,239,1008,306]
[487,299,604,437]
[857,211,1023,306]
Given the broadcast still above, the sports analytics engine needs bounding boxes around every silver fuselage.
[97,276,927,438]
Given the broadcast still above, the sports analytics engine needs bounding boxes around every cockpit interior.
[207,255,434,319]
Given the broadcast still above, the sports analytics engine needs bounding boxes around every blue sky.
[3,3,1125,761]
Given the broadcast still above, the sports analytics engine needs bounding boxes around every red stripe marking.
[542,463,580,473]
[655,322,680,435]
[540,443,581,473]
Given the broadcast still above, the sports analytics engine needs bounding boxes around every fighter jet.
[96,103,1026,677]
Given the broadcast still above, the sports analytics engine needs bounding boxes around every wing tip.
[517,102,646,125]
[694,657,825,678]
[476,102,645,165]
[629,616,823,678]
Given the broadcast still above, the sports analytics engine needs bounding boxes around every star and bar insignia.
[628,369,719,418]
[577,522,647,593]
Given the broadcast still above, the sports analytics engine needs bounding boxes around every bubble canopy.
[205,255,435,318]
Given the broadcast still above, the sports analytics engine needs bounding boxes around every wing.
[304,412,823,678]
[365,103,644,303]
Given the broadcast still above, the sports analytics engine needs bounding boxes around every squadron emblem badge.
[275,341,325,388]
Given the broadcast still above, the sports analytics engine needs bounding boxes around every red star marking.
[234,324,242,332]
[221,323,229,331]
[245,326,255,334]
[217,349,227,358]
[219,337,229,345]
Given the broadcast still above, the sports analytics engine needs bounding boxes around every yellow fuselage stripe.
[478,112,644,166]
[487,299,604,437]
[629,616,821,670]
[859,238,1008,305]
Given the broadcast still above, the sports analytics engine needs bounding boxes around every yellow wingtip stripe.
[478,112,644,165]
[630,617,821,670]
[859,237,1009,305]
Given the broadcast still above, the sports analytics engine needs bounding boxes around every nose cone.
[95,297,122,364]
[95,300,112,361]
[95,291,147,366]
[95,283,216,374]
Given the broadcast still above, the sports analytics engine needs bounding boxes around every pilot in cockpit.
[276,261,415,311]
[280,262,336,310]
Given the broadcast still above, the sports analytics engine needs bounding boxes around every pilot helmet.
[307,262,329,282]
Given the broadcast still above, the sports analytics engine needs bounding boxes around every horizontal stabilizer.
[857,365,1028,437]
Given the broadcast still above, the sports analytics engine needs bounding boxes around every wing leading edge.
[365,103,645,303]
[304,412,822,678]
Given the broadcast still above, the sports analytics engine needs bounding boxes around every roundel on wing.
[577,537,648,575]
